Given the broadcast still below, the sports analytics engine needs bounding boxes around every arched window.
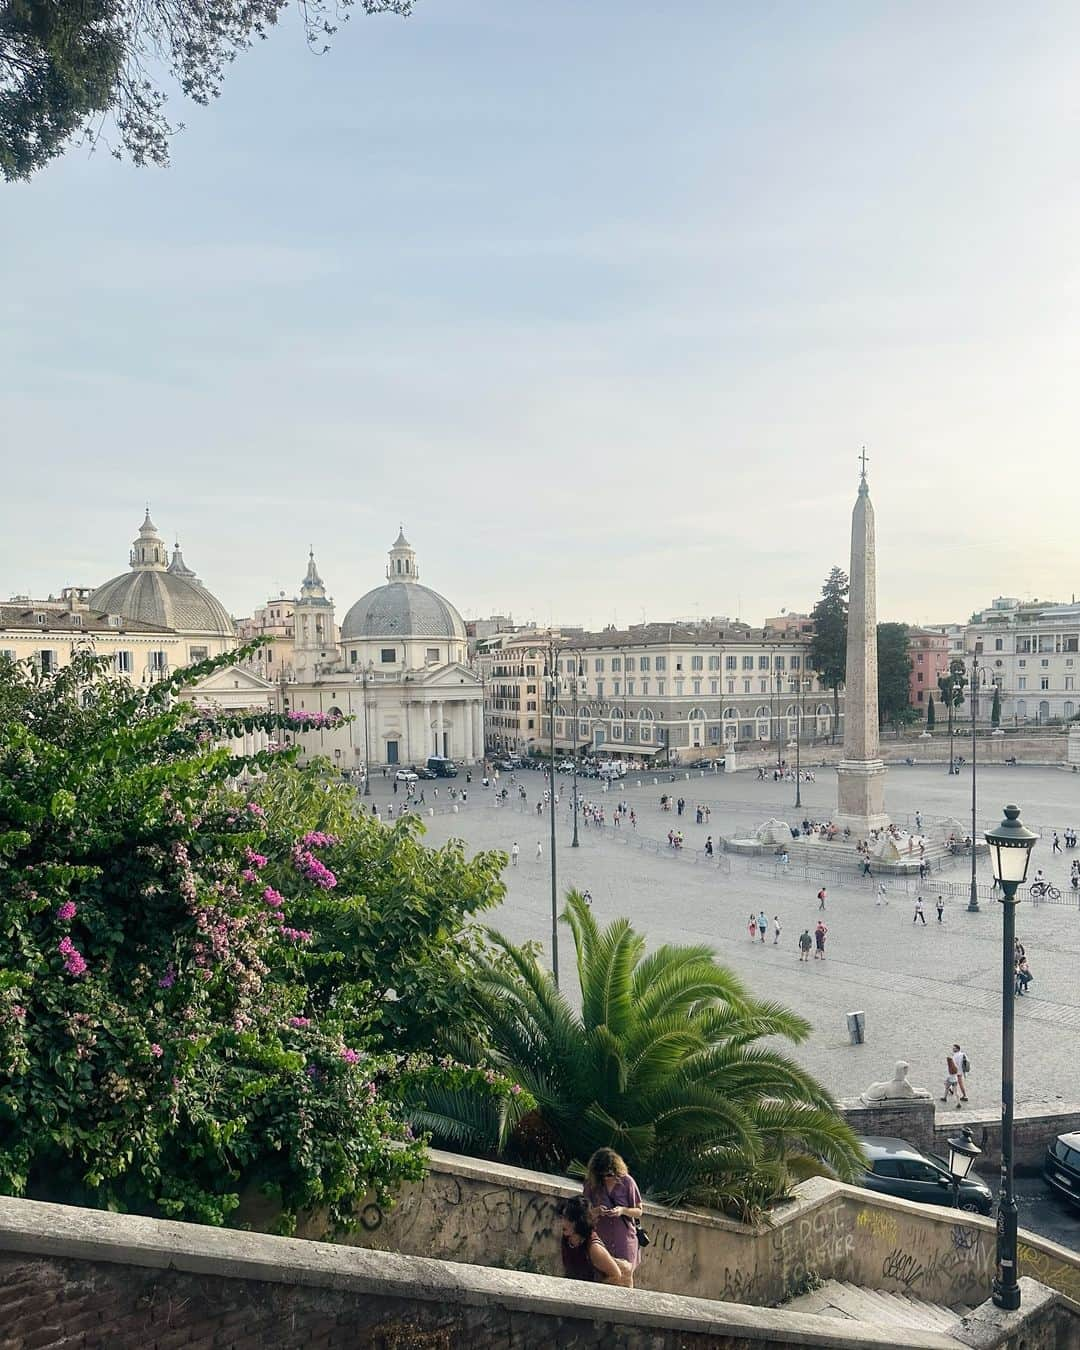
[755,705,769,718]
[1065,701,1075,720]
[786,704,797,717]
[1016,700,1027,719]
[638,707,654,720]
[610,706,624,719]
[328,706,343,718]
[688,706,706,721]
[1039,700,1051,722]
[555,704,567,717]
[816,703,830,716]
[723,706,737,719]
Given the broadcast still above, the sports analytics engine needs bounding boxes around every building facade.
[535,623,841,761]
[964,597,1080,725]
[236,594,299,685]
[907,627,950,709]
[279,531,484,771]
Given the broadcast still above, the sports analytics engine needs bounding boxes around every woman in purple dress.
[583,1148,644,1286]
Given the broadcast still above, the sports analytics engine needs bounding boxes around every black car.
[1044,1133,1080,1208]
[857,1136,993,1215]
[414,766,438,779]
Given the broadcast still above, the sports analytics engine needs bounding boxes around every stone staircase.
[784,836,957,875]
[785,1279,968,1335]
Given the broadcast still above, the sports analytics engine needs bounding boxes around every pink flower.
[510,1083,522,1095]
[244,848,268,868]
[282,927,312,943]
[56,901,77,922]
[246,802,266,818]
[158,964,176,989]
[58,937,87,978]
[301,832,338,849]
[150,1043,163,1058]
[289,1016,311,1028]
[340,1048,360,1064]
[241,869,258,883]
[262,887,284,909]
[10,1006,26,1021]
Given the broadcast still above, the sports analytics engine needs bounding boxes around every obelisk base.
[835,759,890,835]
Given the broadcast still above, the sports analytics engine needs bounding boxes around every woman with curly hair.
[558,1197,631,1285]
[582,1147,643,1285]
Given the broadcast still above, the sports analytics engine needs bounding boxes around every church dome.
[89,512,236,637]
[340,530,465,642]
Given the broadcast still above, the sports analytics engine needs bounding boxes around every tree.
[0,648,425,1231]
[463,894,862,1220]
[0,0,412,182]
[810,567,848,742]
[926,692,936,730]
[991,685,1001,728]
[876,622,914,731]
[938,658,968,775]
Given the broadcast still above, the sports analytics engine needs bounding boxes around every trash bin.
[846,1011,866,1045]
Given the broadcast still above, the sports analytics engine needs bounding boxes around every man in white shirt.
[952,1042,969,1102]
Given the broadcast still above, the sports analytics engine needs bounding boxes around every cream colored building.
[0,511,275,721]
[540,622,842,761]
[278,531,484,772]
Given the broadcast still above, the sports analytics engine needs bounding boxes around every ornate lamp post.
[795,676,804,809]
[569,652,583,848]
[984,804,1039,1311]
[543,642,561,988]
[361,660,373,796]
[946,1127,982,1208]
[968,645,982,912]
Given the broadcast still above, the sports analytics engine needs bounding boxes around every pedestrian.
[936,895,945,923]
[1053,833,1062,855]
[798,928,813,962]
[704,835,713,857]
[915,810,922,832]
[558,1197,632,1286]
[952,1043,969,1101]
[582,889,593,907]
[536,841,543,861]
[772,915,782,945]
[582,1148,643,1288]
[942,1054,960,1107]
[875,883,888,907]
[862,859,873,877]
[1015,954,1033,995]
[817,886,827,910]
[814,920,827,960]
[913,896,926,925]
[748,914,758,941]
[511,842,520,866]
[758,910,767,943]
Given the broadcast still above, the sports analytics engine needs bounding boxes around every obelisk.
[835,456,889,833]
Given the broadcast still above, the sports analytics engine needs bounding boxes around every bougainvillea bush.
[0,649,435,1230]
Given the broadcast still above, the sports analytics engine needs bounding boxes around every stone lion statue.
[861,1060,931,1104]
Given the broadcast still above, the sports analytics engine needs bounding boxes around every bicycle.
[1029,881,1061,902]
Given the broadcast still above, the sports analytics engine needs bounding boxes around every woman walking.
[558,1197,632,1286]
[583,1148,644,1286]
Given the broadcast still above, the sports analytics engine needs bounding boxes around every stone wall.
[287,1151,1080,1312]
[0,1195,969,1350]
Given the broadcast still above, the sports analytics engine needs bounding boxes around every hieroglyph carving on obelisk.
[835,454,889,833]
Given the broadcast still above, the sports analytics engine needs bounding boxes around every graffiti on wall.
[770,1200,854,1290]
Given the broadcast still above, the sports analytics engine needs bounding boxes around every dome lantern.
[386,527,418,583]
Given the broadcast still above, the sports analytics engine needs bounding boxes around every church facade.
[280,532,484,772]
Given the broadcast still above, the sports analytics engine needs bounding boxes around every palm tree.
[471,893,863,1218]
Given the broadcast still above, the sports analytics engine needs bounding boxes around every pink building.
[907,628,950,709]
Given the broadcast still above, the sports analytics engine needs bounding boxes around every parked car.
[555,760,576,772]
[856,1136,993,1215]
[415,766,438,779]
[1044,1133,1080,1208]
[426,756,458,778]
[492,758,516,771]
[395,769,418,783]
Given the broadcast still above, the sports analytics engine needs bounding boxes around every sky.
[2,1,1079,629]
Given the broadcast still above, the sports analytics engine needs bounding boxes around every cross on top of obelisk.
[858,446,869,493]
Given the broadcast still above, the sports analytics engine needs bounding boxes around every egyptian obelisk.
[835,456,889,833]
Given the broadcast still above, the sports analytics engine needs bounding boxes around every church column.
[462,701,473,761]
[473,701,483,762]
[434,700,445,758]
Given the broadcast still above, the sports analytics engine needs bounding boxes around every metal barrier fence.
[595,822,732,873]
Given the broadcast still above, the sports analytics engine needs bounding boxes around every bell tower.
[293,550,337,679]
[386,527,418,583]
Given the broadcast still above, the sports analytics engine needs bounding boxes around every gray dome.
[90,569,235,637]
[341,582,465,641]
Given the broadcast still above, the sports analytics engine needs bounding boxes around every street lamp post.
[984,804,1039,1312]
[570,654,582,848]
[795,676,803,810]
[544,643,561,989]
[361,662,373,796]
[968,646,982,912]
[946,1127,982,1208]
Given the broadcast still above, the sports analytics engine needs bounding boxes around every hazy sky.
[3,2,1078,628]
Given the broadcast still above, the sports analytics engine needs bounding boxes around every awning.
[595,743,665,756]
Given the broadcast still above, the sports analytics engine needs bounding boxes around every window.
[725,656,737,670]
[641,679,649,695]
[1066,677,1074,691]
[917,691,924,702]
[742,656,754,670]
[627,679,635,695]
[381,648,396,663]
[150,650,167,672]
[692,678,701,694]
[710,679,718,695]
[899,1160,944,1184]
[995,638,1003,651]
[743,678,751,693]
[35,612,46,625]
[727,679,735,693]
[674,678,684,696]
[675,657,683,671]
[426,647,440,663]
[917,653,924,663]
[917,672,923,683]
[350,649,358,664]
[527,700,536,711]
[1018,677,1027,690]
[791,655,800,669]
[611,657,622,672]
[708,655,720,671]
[691,655,703,671]
[775,655,785,670]
[759,679,768,693]
[657,679,666,696]
[625,657,635,672]
[115,650,133,674]
[612,680,621,696]
[71,614,82,627]
[639,656,651,671]
[655,656,666,672]
[870,1159,903,1179]
[1040,677,1050,691]
[758,655,769,669]
[1018,659,1026,668]
[596,680,604,698]
[189,646,208,663]
[39,649,56,674]
[594,659,604,673]
[1041,658,1050,668]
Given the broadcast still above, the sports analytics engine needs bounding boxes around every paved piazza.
[371,763,1080,1115]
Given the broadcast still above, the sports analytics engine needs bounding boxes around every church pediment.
[185,665,276,695]
[408,662,482,689]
